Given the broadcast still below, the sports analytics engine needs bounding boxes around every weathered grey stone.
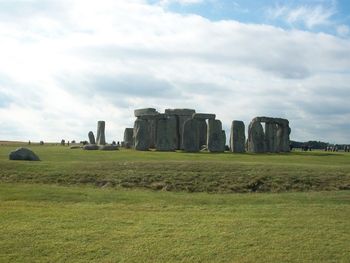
[178,115,193,149]
[182,119,200,152]
[192,113,216,120]
[96,121,106,145]
[83,144,99,150]
[60,139,65,146]
[9,147,40,161]
[207,119,225,152]
[134,118,150,151]
[197,119,207,147]
[247,120,265,153]
[88,131,96,145]
[165,108,195,116]
[70,146,82,149]
[221,130,226,151]
[99,145,118,151]
[134,108,158,117]
[265,122,278,153]
[230,120,246,153]
[123,128,134,149]
[277,123,291,152]
[155,115,177,151]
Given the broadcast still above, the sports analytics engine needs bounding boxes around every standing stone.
[197,119,207,148]
[134,118,150,151]
[134,108,159,148]
[88,131,96,145]
[165,109,196,150]
[182,119,200,152]
[230,120,245,153]
[123,128,134,149]
[60,139,65,146]
[276,121,291,152]
[155,115,177,151]
[221,130,226,152]
[207,119,225,152]
[265,122,278,152]
[247,120,265,153]
[96,121,106,145]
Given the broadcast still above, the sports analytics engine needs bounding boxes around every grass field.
[0,142,349,262]
[1,142,350,192]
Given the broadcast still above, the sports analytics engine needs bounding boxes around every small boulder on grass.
[9,147,40,161]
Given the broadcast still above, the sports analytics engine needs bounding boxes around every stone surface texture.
[134,118,150,151]
[155,115,177,151]
[230,120,246,153]
[123,128,134,148]
[9,147,40,161]
[88,131,96,145]
[182,119,200,152]
[96,121,106,145]
[207,119,225,152]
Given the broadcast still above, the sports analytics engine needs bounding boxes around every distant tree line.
[291,140,349,150]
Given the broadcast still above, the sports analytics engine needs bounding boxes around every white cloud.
[336,24,350,37]
[267,3,336,29]
[0,0,350,143]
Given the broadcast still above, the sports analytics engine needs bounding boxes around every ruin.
[96,121,106,145]
[123,128,134,149]
[88,131,96,145]
[247,117,291,153]
[230,120,245,153]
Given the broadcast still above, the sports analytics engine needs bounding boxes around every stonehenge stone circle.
[155,114,177,151]
[134,108,159,148]
[9,147,40,161]
[88,131,96,145]
[182,119,200,152]
[134,118,151,151]
[207,119,225,152]
[96,121,106,145]
[123,128,134,148]
[248,117,290,153]
[230,120,245,153]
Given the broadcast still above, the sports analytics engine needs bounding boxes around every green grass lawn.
[1,184,349,262]
[1,142,350,192]
[0,142,349,262]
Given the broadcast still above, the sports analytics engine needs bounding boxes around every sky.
[0,0,349,143]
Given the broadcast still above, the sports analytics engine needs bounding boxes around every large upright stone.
[247,120,265,153]
[88,131,96,145]
[277,122,291,152]
[207,119,225,152]
[221,130,226,151]
[9,147,40,161]
[134,108,159,148]
[123,128,134,148]
[134,119,150,151]
[230,120,245,153]
[265,122,278,152]
[182,119,200,152]
[155,115,177,151]
[165,108,196,149]
[96,121,106,145]
[197,119,207,147]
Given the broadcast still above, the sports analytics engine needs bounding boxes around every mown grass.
[1,142,350,192]
[0,184,349,262]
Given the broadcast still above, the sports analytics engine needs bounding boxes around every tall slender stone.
[198,119,207,148]
[96,121,106,145]
[247,120,265,153]
[155,115,177,151]
[134,119,150,151]
[88,131,96,145]
[123,128,134,148]
[207,119,225,152]
[182,119,200,152]
[230,120,245,153]
[265,122,278,152]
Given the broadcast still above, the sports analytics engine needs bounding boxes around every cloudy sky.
[0,0,349,143]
